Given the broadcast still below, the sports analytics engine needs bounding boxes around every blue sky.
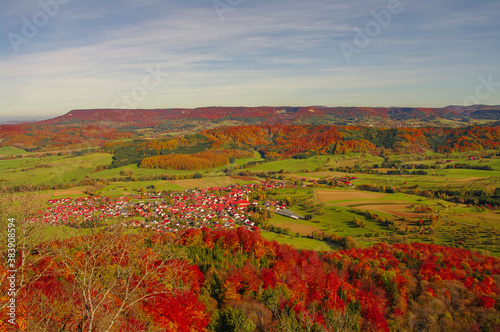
[1,0,499,118]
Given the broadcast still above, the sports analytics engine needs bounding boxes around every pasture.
[260,231,336,251]
[2,146,499,255]
[0,153,114,185]
[315,189,434,220]
[0,146,27,156]
[266,186,499,255]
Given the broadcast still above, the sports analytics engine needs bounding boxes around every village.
[40,181,296,233]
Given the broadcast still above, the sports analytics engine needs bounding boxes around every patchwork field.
[1,145,499,255]
[315,189,422,218]
[316,190,387,202]
[352,204,421,218]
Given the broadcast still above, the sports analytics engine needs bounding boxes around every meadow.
[2,146,499,255]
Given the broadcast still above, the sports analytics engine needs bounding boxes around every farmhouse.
[275,208,303,220]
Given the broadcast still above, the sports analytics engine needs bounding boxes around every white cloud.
[1,0,499,117]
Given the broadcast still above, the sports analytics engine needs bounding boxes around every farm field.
[316,190,387,202]
[1,145,499,255]
[291,168,499,194]
[316,189,445,216]
[315,188,498,225]
[2,1,500,326]
[240,155,336,173]
[239,153,384,173]
[0,150,263,187]
[266,188,398,237]
[166,175,260,188]
[0,153,114,185]
[263,185,499,255]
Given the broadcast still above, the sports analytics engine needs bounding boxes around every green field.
[261,231,336,251]
[0,153,114,185]
[261,185,499,255]
[0,146,27,156]
[240,153,386,173]
[0,150,263,186]
[2,145,499,255]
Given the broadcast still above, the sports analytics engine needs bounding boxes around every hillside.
[100,125,500,168]
[1,224,498,332]
[1,106,498,151]
[447,105,500,120]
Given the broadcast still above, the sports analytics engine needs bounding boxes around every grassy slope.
[0,146,27,156]
[0,150,263,186]
[0,153,113,185]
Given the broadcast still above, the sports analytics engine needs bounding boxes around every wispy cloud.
[1,0,499,117]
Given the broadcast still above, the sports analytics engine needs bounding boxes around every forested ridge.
[0,124,133,151]
[30,106,500,127]
[204,125,500,155]
[1,105,499,151]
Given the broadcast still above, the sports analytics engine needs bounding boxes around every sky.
[0,0,499,119]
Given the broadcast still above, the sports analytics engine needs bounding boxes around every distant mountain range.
[0,117,50,125]
[1,105,499,151]
[36,105,500,128]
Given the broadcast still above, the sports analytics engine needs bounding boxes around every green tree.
[210,306,255,332]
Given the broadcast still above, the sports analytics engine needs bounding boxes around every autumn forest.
[1,107,499,331]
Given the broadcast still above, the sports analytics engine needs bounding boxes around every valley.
[1,108,499,331]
